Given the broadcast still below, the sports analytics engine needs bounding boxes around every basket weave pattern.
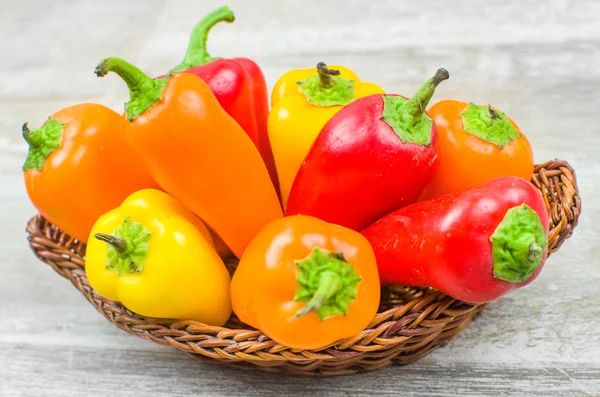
[26,160,581,376]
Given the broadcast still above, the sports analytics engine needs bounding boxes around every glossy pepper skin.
[86,189,232,325]
[286,69,449,231]
[268,62,385,205]
[22,104,159,242]
[95,57,282,259]
[420,100,534,200]
[231,215,380,350]
[158,6,278,193]
[362,177,549,303]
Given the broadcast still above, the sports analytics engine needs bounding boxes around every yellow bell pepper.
[85,189,232,326]
[268,62,385,206]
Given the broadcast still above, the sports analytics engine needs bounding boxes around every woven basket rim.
[25,159,581,375]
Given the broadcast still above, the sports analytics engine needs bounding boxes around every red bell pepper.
[285,68,449,231]
[362,177,549,303]
[158,6,278,193]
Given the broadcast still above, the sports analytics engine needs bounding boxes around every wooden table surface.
[1,0,599,396]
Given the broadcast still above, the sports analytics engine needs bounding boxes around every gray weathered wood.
[1,0,599,396]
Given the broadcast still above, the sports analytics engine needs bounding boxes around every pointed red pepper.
[361,177,549,303]
[285,68,449,231]
[157,6,278,193]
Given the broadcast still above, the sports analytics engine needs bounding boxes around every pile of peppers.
[23,6,549,351]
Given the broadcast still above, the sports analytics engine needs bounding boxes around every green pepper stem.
[170,6,235,73]
[94,233,128,253]
[22,123,36,146]
[21,118,66,171]
[403,68,450,123]
[488,104,500,119]
[292,271,342,320]
[316,62,340,89]
[95,57,168,121]
[95,57,154,100]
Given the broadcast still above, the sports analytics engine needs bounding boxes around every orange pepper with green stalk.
[95,57,282,258]
[22,103,160,242]
[230,215,380,350]
[420,100,534,200]
[268,62,385,206]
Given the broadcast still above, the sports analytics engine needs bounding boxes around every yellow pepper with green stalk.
[85,189,232,326]
[268,62,385,206]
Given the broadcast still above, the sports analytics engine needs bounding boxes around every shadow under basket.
[26,159,581,376]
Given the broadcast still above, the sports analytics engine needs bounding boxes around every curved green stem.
[403,68,450,123]
[22,118,65,171]
[381,68,449,146]
[296,62,355,107]
[291,248,362,321]
[22,123,37,146]
[293,272,342,320]
[95,57,154,99]
[94,218,151,276]
[316,62,340,89]
[170,6,235,73]
[94,233,127,253]
[95,57,168,121]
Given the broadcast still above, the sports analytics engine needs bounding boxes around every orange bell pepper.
[230,215,380,350]
[95,57,282,258]
[421,100,534,200]
[22,103,159,242]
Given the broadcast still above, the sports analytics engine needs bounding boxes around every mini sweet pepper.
[420,100,534,200]
[231,215,380,350]
[286,69,449,231]
[158,6,277,192]
[86,189,232,325]
[22,103,159,242]
[362,177,549,303]
[95,57,282,258]
[268,62,385,205]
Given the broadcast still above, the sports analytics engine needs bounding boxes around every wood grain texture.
[1,0,599,396]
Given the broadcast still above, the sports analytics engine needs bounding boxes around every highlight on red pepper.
[156,6,278,194]
[420,99,534,200]
[285,68,449,231]
[230,215,380,350]
[362,177,550,303]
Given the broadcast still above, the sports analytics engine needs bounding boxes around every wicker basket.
[26,159,581,376]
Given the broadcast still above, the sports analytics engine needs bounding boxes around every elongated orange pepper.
[420,100,534,200]
[231,215,380,350]
[22,104,159,242]
[95,57,282,258]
